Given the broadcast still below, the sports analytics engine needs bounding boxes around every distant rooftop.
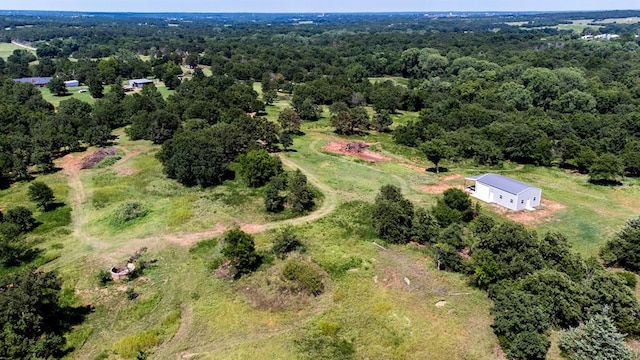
[466,173,539,195]
[13,77,52,85]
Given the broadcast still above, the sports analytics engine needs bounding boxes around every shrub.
[282,259,324,296]
[616,271,638,289]
[125,288,138,300]
[111,202,148,226]
[5,206,36,232]
[97,270,112,286]
[95,155,122,168]
[272,227,305,258]
[221,227,261,277]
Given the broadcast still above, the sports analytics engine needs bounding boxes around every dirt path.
[60,147,340,262]
[11,41,36,51]
[113,147,141,176]
[115,154,338,251]
[59,152,104,249]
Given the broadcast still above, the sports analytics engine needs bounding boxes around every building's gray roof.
[466,173,539,195]
[13,77,53,85]
[129,78,153,84]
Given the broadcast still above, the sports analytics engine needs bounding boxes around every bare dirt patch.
[491,199,566,225]
[322,141,390,162]
[417,184,455,194]
[114,148,141,176]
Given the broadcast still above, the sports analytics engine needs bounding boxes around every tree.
[296,98,322,121]
[221,227,261,277]
[411,208,441,244]
[47,77,68,96]
[372,185,414,244]
[236,149,284,187]
[287,170,315,213]
[27,181,55,211]
[559,312,636,360]
[601,215,640,272]
[280,131,293,151]
[420,139,451,174]
[264,175,287,212]
[278,107,301,134]
[0,269,70,359]
[371,110,393,132]
[331,107,370,135]
[589,153,624,184]
[5,206,36,233]
[87,76,104,98]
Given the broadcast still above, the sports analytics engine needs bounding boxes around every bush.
[97,270,112,286]
[95,155,122,168]
[111,202,148,226]
[282,259,324,296]
[5,206,36,232]
[125,288,138,300]
[616,271,638,289]
[221,227,261,277]
[272,227,305,259]
[235,149,284,187]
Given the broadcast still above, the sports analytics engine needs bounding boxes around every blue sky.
[3,0,640,13]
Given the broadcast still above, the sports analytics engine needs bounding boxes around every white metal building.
[465,173,541,211]
[64,80,79,87]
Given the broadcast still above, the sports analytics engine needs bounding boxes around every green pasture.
[0,42,35,59]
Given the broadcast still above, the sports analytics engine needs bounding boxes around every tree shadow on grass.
[426,167,449,174]
[588,179,622,186]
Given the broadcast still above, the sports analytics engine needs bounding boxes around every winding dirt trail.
[60,148,339,260]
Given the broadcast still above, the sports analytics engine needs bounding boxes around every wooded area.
[1,9,640,359]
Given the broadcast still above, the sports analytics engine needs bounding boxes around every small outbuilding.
[465,173,541,211]
[64,80,79,87]
[13,77,52,87]
[128,78,154,88]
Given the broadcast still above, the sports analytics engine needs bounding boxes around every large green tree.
[47,77,68,96]
[236,149,284,187]
[27,181,55,211]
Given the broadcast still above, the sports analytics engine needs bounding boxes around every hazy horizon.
[2,0,639,14]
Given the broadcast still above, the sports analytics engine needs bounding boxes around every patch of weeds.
[50,243,64,250]
[295,320,355,360]
[95,155,122,169]
[320,256,362,278]
[110,202,148,226]
[112,328,162,359]
[125,288,138,300]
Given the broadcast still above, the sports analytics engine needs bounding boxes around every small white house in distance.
[465,173,541,211]
[64,80,79,87]
[128,79,154,88]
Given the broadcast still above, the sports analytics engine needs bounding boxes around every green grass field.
[0,42,35,59]
[4,90,639,358]
[40,83,175,108]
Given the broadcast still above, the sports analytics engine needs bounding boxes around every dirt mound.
[492,199,566,225]
[322,141,390,162]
